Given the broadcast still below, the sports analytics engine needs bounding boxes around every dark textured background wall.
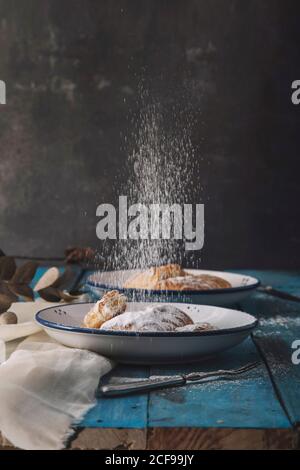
[0,0,299,268]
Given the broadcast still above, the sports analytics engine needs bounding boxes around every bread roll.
[124,264,232,291]
[156,274,231,291]
[83,290,127,329]
[100,304,193,332]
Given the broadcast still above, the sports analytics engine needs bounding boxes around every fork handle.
[259,286,300,303]
[99,375,185,397]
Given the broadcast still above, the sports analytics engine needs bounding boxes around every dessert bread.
[100,304,193,332]
[123,263,231,291]
[156,274,231,291]
[83,290,127,329]
[123,264,186,290]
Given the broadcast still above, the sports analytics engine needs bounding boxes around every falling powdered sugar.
[102,90,200,274]
[258,315,300,330]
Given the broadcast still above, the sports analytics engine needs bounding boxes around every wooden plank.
[239,270,300,426]
[148,337,291,429]
[79,365,149,429]
[1,426,297,450]
[253,326,300,426]
[147,427,297,450]
[1,426,146,451]
[70,428,146,450]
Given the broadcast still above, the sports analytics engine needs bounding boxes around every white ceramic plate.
[35,302,258,364]
[86,269,260,307]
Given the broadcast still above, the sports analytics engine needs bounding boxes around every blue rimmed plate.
[35,302,258,364]
[86,269,260,307]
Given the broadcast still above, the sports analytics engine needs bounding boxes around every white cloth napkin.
[0,301,46,344]
[0,302,114,450]
[0,300,52,363]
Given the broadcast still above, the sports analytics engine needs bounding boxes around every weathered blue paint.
[233,269,300,296]
[82,365,149,429]
[147,338,290,429]
[239,270,300,426]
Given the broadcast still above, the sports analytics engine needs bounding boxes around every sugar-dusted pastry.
[153,264,186,280]
[83,290,127,329]
[175,322,216,332]
[123,269,156,290]
[123,264,186,290]
[100,304,193,332]
[156,274,231,291]
[123,263,232,291]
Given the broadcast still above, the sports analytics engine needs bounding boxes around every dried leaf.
[58,290,80,302]
[33,267,60,291]
[8,282,34,301]
[38,286,62,302]
[11,261,38,284]
[0,257,17,281]
[0,293,12,314]
[69,287,85,296]
[37,286,80,303]
[52,266,76,291]
[0,281,18,303]
[65,246,95,264]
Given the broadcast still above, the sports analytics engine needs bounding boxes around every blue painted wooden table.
[34,268,300,449]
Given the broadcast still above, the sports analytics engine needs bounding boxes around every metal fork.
[99,361,260,397]
[258,285,300,303]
